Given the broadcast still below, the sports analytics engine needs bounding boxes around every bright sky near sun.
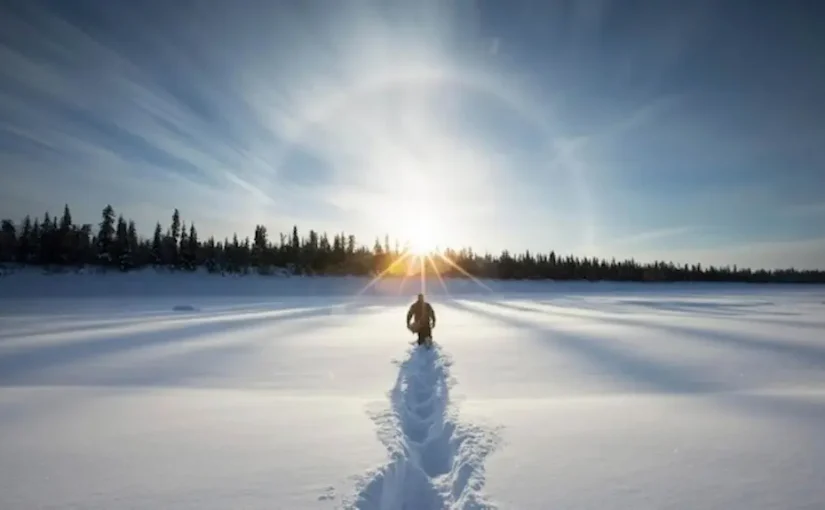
[1,0,824,269]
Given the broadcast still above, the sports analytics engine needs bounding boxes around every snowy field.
[1,272,825,509]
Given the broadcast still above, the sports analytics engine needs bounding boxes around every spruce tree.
[58,205,74,265]
[114,215,131,270]
[186,223,198,270]
[151,223,163,265]
[97,205,116,266]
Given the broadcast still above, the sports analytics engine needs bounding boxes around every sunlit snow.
[1,271,824,509]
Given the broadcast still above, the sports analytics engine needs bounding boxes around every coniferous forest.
[0,204,823,283]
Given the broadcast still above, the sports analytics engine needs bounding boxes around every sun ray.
[427,254,451,296]
[435,252,495,293]
[354,249,414,297]
[397,271,411,294]
[419,254,426,294]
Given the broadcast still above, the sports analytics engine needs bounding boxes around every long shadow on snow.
[615,298,794,318]
[474,299,543,316]
[445,299,722,395]
[447,299,825,431]
[0,297,360,341]
[490,295,796,318]
[29,309,361,389]
[0,304,373,384]
[0,306,302,342]
[482,300,825,371]
[527,297,818,330]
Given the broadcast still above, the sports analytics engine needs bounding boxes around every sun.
[399,208,440,256]
[409,231,437,256]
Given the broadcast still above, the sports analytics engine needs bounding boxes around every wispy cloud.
[0,2,292,227]
[0,0,822,268]
[0,0,552,245]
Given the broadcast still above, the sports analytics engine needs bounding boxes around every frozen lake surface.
[1,272,824,509]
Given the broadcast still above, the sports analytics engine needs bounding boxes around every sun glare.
[409,233,437,256]
[354,195,495,297]
[400,207,440,256]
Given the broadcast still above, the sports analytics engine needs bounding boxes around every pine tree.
[114,215,132,270]
[168,209,181,267]
[77,224,93,267]
[179,221,189,269]
[127,220,139,265]
[39,212,53,265]
[30,218,42,265]
[186,223,198,270]
[58,205,74,265]
[170,209,180,243]
[204,236,218,273]
[97,205,116,266]
[151,223,163,265]
[17,216,32,264]
[253,224,268,272]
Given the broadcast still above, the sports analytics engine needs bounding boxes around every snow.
[1,272,824,509]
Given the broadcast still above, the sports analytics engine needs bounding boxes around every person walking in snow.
[406,293,436,348]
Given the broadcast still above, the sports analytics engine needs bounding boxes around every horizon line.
[2,201,824,274]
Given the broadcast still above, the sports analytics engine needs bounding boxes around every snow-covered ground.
[1,272,824,509]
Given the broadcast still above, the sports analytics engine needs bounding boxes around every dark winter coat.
[407,301,436,329]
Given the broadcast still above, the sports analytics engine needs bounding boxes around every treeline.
[0,204,823,283]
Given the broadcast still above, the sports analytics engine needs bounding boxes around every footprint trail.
[344,344,501,510]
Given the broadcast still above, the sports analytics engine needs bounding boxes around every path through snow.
[346,344,500,510]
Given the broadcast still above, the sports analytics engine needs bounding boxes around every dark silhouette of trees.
[0,203,823,283]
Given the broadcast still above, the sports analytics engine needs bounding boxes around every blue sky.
[1,0,823,270]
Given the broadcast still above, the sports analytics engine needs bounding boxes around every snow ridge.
[345,345,500,510]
